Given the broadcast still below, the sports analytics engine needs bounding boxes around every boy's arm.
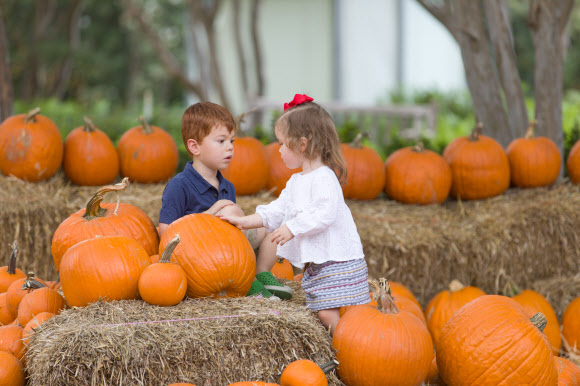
[219,213,263,230]
[158,223,169,238]
[203,199,236,215]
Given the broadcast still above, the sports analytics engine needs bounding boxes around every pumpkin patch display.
[222,136,269,195]
[506,121,561,188]
[436,295,558,385]
[59,235,151,307]
[159,213,255,299]
[62,117,119,186]
[567,139,580,184]
[562,296,580,357]
[117,117,179,183]
[0,242,26,293]
[0,107,63,182]
[265,143,300,196]
[341,133,386,200]
[270,258,294,281]
[443,123,510,200]
[384,142,452,205]
[51,178,159,271]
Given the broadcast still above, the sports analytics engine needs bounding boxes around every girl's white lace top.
[256,166,364,268]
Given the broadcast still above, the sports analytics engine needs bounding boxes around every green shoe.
[246,280,280,300]
[255,271,293,300]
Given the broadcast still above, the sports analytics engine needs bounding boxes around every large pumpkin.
[62,117,119,186]
[506,121,561,188]
[0,351,25,386]
[265,143,300,196]
[0,107,63,182]
[424,280,486,348]
[436,295,557,385]
[117,117,178,183]
[59,235,151,307]
[51,178,159,271]
[341,133,385,200]
[443,123,510,200]
[384,142,452,205]
[567,139,580,184]
[17,287,68,326]
[0,242,26,293]
[222,137,269,195]
[159,214,255,298]
[562,296,580,357]
[333,279,433,386]
[0,325,25,360]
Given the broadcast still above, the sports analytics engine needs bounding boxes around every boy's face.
[188,124,235,171]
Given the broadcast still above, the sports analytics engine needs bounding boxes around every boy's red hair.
[181,102,236,156]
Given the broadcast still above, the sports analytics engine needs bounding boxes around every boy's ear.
[187,139,201,156]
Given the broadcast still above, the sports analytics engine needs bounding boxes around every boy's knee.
[216,204,245,217]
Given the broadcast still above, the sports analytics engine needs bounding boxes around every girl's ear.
[187,138,201,156]
[299,137,308,152]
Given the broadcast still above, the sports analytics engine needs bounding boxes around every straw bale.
[26,295,343,386]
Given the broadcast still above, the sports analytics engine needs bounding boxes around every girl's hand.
[271,224,294,245]
[218,214,245,229]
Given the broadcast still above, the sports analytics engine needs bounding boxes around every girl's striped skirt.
[301,258,370,311]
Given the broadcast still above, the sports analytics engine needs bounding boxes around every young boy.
[158,102,292,300]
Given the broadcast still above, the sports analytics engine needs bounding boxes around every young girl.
[219,94,370,335]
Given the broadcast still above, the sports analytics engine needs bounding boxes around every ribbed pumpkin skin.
[117,124,178,183]
[222,137,269,195]
[159,214,255,298]
[437,295,558,385]
[0,111,63,182]
[333,302,432,385]
[511,289,561,355]
[389,281,421,309]
[424,281,486,348]
[444,134,510,200]
[138,263,187,307]
[0,325,25,360]
[340,293,426,324]
[270,258,294,280]
[567,139,580,184]
[51,202,159,271]
[265,143,300,196]
[6,277,47,318]
[280,359,326,386]
[0,268,26,294]
[554,356,580,385]
[341,143,385,200]
[384,145,452,204]
[562,296,580,356]
[506,137,561,188]
[59,236,151,307]
[16,287,68,326]
[0,294,14,325]
[0,351,25,386]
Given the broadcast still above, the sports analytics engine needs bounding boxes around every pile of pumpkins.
[0,108,179,185]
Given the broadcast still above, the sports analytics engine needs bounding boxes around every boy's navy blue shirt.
[159,161,236,225]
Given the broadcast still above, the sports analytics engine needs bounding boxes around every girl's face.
[275,128,303,170]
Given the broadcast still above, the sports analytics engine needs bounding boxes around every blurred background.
[2,0,580,166]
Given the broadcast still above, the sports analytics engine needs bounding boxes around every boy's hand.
[205,199,236,215]
[271,224,294,246]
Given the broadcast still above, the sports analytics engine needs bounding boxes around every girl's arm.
[219,213,263,230]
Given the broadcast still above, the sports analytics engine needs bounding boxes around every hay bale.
[26,295,343,386]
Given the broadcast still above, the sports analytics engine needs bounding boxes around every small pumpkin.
[554,356,580,385]
[568,139,580,184]
[227,382,280,386]
[17,286,68,326]
[280,359,338,386]
[0,351,25,386]
[222,137,269,195]
[62,117,119,186]
[5,272,46,318]
[0,107,63,182]
[117,117,179,183]
[293,273,303,282]
[562,296,580,357]
[139,234,187,307]
[0,294,14,325]
[341,133,385,200]
[22,312,54,347]
[0,242,26,293]
[265,143,300,196]
[0,325,25,360]
[389,281,421,309]
[270,258,294,281]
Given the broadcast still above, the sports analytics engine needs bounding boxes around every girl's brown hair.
[181,102,236,156]
[275,102,347,184]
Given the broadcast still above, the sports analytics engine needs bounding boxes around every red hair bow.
[283,94,314,111]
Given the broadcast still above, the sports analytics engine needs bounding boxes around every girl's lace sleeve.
[255,184,289,232]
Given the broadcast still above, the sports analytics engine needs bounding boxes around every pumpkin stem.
[448,279,465,292]
[369,278,399,314]
[349,132,368,148]
[83,177,131,220]
[524,120,537,139]
[24,107,41,123]
[138,116,154,134]
[21,271,45,291]
[7,241,19,275]
[530,312,547,333]
[468,122,484,141]
[319,359,339,374]
[412,141,425,152]
[160,234,180,263]
[277,257,284,264]
[82,116,98,132]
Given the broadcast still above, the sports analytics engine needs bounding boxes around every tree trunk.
[0,0,13,120]
[233,0,248,94]
[251,0,264,96]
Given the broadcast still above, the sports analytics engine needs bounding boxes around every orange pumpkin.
[117,117,179,183]
[139,234,187,307]
[17,286,68,326]
[384,142,452,204]
[554,356,580,385]
[0,351,25,386]
[562,296,580,357]
[389,281,421,309]
[227,382,279,386]
[425,352,442,385]
[167,384,196,386]
[5,273,46,318]
[270,258,294,281]
[159,214,255,298]
[222,137,269,195]
[51,178,159,271]
[341,134,385,200]
[0,242,26,293]
[424,280,486,348]
[0,294,14,325]
[443,123,510,200]
[0,107,63,182]
[44,280,62,291]
[59,235,151,307]
[436,295,557,385]
[0,325,25,360]
[333,278,433,385]
[22,311,54,347]
[293,273,303,282]
[506,121,561,188]
[265,143,300,196]
[280,359,337,386]
[62,117,119,186]
[568,139,580,184]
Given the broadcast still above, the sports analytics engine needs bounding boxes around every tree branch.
[251,0,264,96]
